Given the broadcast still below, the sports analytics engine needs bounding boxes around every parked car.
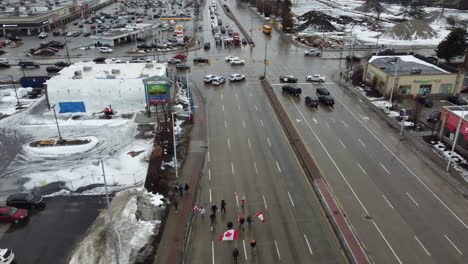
[204,42,211,49]
[0,248,14,264]
[55,61,70,67]
[417,97,433,107]
[461,86,468,93]
[229,73,246,82]
[193,57,208,63]
[49,41,65,49]
[427,111,441,123]
[225,55,239,62]
[46,66,61,73]
[304,49,321,56]
[282,85,302,96]
[447,96,467,105]
[19,61,40,68]
[316,88,330,95]
[46,47,59,52]
[230,58,245,65]
[378,48,395,55]
[319,95,335,106]
[83,32,91,37]
[212,76,226,86]
[0,63,10,68]
[175,64,191,71]
[0,206,28,224]
[93,57,106,63]
[306,74,325,82]
[305,96,319,108]
[279,75,298,83]
[38,32,48,39]
[345,55,361,62]
[33,49,55,56]
[204,74,217,83]
[173,54,187,60]
[0,58,8,64]
[6,193,45,209]
[0,41,6,47]
[53,31,61,36]
[99,47,113,53]
[131,56,150,63]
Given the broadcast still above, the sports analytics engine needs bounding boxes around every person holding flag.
[256,211,265,223]
[219,229,239,241]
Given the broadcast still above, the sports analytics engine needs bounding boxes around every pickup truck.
[304,49,321,56]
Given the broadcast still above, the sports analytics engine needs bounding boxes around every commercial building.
[0,0,111,35]
[439,106,468,156]
[363,54,464,98]
[45,61,168,114]
[91,23,157,47]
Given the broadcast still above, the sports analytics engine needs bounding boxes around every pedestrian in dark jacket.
[185,183,190,192]
[250,240,257,255]
[227,221,233,229]
[239,216,245,231]
[233,248,239,263]
[178,184,184,197]
[247,215,252,227]
[211,204,218,214]
[173,199,179,213]
[221,200,226,213]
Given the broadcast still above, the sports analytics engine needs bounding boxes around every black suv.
[19,61,40,68]
[279,75,298,83]
[316,88,330,95]
[204,42,211,49]
[6,193,45,209]
[319,95,335,106]
[282,85,301,96]
[447,96,467,105]
[193,57,208,63]
[176,64,191,71]
[427,111,441,123]
[305,96,319,108]
[417,97,433,107]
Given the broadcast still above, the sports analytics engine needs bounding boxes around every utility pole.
[446,108,465,171]
[64,35,70,64]
[9,75,21,107]
[51,104,63,142]
[186,70,191,117]
[263,41,268,78]
[389,61,398,110]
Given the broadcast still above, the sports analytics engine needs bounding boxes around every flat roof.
[445,106,468,120]
[369,55,449,75]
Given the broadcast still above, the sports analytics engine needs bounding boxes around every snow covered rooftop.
[369,55,450,75]
[445,106,468,120]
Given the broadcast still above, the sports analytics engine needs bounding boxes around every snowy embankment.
[69,188,166,264]
[24,136,99,156]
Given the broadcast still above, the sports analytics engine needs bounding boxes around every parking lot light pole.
[9,75,21,107]
[51,104,64,142]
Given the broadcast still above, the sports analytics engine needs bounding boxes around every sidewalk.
[153,84,207,264]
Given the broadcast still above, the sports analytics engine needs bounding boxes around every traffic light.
[207,59,211,66]
[265,60,269,66]
[322,60,326,64]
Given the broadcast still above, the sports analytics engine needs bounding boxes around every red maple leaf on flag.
[225,231,232,238]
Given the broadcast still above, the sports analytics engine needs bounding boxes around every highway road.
[183,1,346,263]
[183,0,468,263]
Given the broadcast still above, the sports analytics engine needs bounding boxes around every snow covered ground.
[0,88,43,116]
[293,0,468,46]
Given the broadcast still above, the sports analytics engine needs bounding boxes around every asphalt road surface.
[0,195,105,264]
[183,0,468,264]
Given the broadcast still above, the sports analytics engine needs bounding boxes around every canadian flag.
[219,229,239,241]
[256,211,265,223]
[193,203,200,212]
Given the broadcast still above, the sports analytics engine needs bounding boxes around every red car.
[0,41,6,47]
[46,47,59,52]
[173,54,187,60]
[0,206,28,224]
[90,25,96,29]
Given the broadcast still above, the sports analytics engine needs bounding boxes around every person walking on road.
[250,240,257,255]
[210,213,215,230]
[211,204,218,215]
[199,206,205,219]
[241,196,246,208]
[227,221,233,230]
[173,199,179,213]
[185,183,190,193]
[178,184,184,197]
[221,200,226,213]
[232,248,239,263]
[239,216,245,231]
[247,215,252,228]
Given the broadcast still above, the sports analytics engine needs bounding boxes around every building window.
[399,85,411,95]
[419,84,432,95]
[440,83,453,94]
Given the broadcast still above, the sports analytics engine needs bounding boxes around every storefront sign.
[413,79,442,84]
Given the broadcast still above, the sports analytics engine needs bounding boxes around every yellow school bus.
[262,25,272,34]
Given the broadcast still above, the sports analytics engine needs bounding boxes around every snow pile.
[382,19,438,40]
[69,188,166,264]
[0,89,43,116]
[23,136,99,156]
[432,141,468,182]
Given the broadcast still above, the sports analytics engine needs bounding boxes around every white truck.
[304,49,321,57]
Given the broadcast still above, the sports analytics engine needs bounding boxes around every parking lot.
[0,195,106,264]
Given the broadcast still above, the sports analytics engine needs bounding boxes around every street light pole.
[9,75,21,107]
[389,61,398,110]
[51,104,63,142]
[263,41,268,78]
[186,70,191,117]
[98,158,120,264]
[171,112,178,178]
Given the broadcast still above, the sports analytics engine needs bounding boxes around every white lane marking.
[324,121,331,128]
[263,195,268,209]
[254,105,258,111]
[260,120,264,127]
[380,163,390,175]
[274,240,281,260]
[209,169,211,181]
[250,92,253,96]
[267,137,272,147]
[227,138,231,150]
[248,137,251,149]
[253,161,258,175]
[341,120,349,127]
[212,240,215,264]
[331,118,336,123]
[313,118,318,124]
[243,121,246,127]
[221,94,223,100]
[276,160,282,173]
[444,234,463,255]
[357,162,367,175]
[225,121,227,128]
[331,90,468,230]
[288,96,403,264]
[287,191,295,207]
[382,195,394,209]
[238,105,240,111]
[236,194,239,207]
[208,151,210,162]
[304,234,314,255]
[406,192,420,207]
[231,162,235,175]
[414,236,431,256]
[222,105,224,111]
[338,139,347,149]
[209,188,212,203]
[243,240,248,260]
[358,138,366,148]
